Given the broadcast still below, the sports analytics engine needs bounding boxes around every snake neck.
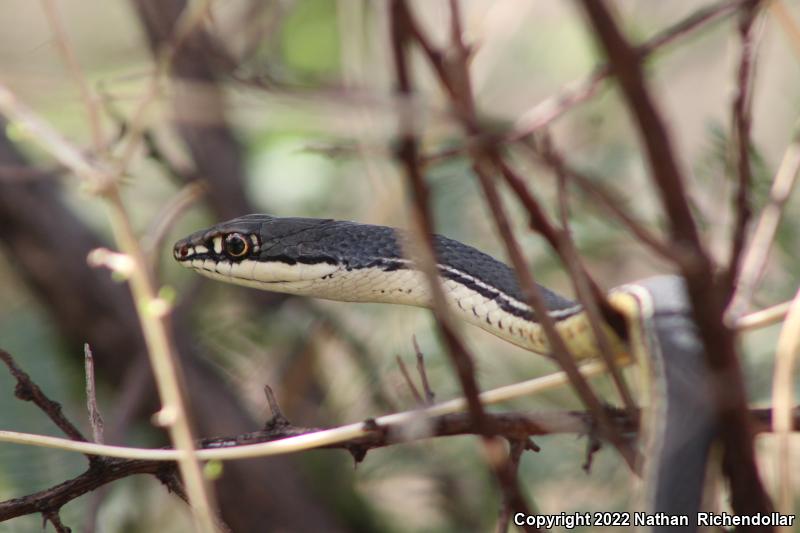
[445,276,631,361]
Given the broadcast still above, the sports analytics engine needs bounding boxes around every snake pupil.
[224,233,249,258]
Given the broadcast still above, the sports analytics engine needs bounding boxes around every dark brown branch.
[262,385,289,430]
[0,457,180,523]
[724,1,762,300]
[451,0,630,518]
[495,439,538,533]
[580,0,774,524]
[0,163,68,181]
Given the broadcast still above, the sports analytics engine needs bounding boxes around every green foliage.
[280,0,341,79]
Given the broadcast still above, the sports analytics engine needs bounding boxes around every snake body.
[174,214,716,532]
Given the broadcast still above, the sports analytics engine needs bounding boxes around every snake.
[174,213,716,531]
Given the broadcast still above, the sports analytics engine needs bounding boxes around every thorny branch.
[580,0,773,523]
[2,346,798,526]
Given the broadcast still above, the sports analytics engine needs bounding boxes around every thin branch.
[0,163,68,181]
[725,1,763,300]
[40,0,106,151]
[472,158,638,469]
[0,455,181,523]
[4,398,797,468]
[580,2,704,254]
[262,385,290,430]
[0,348,628,524]
[736,300,792,331]
[495,439,536,533]
[728,125,800,318]
[396,355,424,406]
[3,379,798,525]
[0,346,629,524]
[113,0,216,177]
[84,344,105,444]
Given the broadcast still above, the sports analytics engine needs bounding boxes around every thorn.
[263,384,290,430]
[362,418,380,432]
[524,438,541,453]
[582,435,602,473]
[348,445,368,465]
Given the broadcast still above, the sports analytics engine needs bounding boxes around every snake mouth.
[173,242,197,262]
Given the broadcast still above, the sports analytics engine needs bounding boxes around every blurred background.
[0,0,798,531]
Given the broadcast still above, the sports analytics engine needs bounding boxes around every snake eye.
[224,233,249,258]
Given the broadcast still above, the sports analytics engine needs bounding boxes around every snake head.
[173,214,266,265]
[172,214,343,292]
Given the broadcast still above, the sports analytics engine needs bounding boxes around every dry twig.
[84,344,105,445]
[412,336,435,404]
